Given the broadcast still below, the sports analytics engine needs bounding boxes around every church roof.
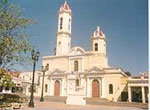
[92,26,105,38]
[59,1,71,13]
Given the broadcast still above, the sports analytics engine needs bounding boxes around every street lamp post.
[40,64,49,102]
[28,49,40,107]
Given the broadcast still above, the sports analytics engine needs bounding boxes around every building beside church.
[19,1,148,105]
[128,73,148,103]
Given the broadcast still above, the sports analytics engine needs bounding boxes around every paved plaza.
[24,108,146,110]
[22,100,148,110]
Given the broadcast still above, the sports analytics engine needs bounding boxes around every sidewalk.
[23,100,147,110]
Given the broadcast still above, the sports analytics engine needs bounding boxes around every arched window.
[109,84,113,94]
[74,60,78,71]
[45,84,48,93]
[58,41,61,45]
[68,19,71,30]
[76,79,79,87]
[46,64,49,71]
[95,43,98,51]
[60,17,63,29]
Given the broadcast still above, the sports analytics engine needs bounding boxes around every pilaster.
[128,86,131,102]
[142,86,146,103]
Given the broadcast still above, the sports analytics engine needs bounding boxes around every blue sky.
[10,0,148,75]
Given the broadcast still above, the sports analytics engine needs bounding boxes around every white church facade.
[40,1,130,105]
[18,1,148,105]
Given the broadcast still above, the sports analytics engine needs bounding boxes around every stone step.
[44,96,67,103]
[85,98,109,103]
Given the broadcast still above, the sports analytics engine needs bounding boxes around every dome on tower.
[92,26,105,38]
[59,1,71,13]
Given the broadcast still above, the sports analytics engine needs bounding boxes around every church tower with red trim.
[91,26,107,56]
[56,1,72,56]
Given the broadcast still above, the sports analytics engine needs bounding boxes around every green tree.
[0,68,15,88]
[0,73,15,88]
[0,0,35,69]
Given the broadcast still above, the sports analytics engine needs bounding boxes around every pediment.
[50,69,65,74]
[69,46,86,55]
[86,66,104,73]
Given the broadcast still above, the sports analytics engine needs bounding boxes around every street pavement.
[21,100,148,110]
[23,108,146,110]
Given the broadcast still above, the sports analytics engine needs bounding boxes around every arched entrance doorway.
[92,79,100,98]
[54,80,60,96]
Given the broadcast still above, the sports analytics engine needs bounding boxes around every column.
[142,86,145,103]
[68,58,70,72]
[128,86,131,102]
[61,79,64,96]
[66,78,68,95]
[48,79,51,95]
[86,78,90,97]
[50,79,53,96]
[101,77,105,98]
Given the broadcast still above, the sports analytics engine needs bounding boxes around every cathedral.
[40,1,130,105]
[0,1,147,106]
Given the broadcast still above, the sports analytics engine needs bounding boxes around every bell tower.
[91,26,107,56]
[56,1,72,56]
